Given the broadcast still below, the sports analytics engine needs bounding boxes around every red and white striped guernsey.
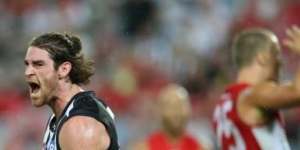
[213,83,290,150]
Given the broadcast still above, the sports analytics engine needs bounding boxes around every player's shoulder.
[226,83,250,97]
[59,116,110,149]
[67,91,116,127]
[182,133,201,148]
[70,91,107,113]
[73,91,100,103]
[60,115,107,133]
[74,91,108,107]
[148,131,164,141]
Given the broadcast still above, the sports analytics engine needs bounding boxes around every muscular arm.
[242,78,300,109]
[59,116,110,150]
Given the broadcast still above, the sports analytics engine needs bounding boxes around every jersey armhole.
[237,87,271,127]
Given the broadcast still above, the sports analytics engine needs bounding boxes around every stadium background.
[0,0,300,149]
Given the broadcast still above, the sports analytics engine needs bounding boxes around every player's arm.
[242,26,300,110]
[59,116,110,150]
[241,80,300,109]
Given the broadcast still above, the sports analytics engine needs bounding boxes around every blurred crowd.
[1,0,300,149]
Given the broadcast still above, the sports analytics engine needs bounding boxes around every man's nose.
[25,65,34,77]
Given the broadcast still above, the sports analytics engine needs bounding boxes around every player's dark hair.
[232,28,280,69]
[29,32,94,85]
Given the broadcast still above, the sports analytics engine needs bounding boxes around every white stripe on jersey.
[65,101,75,117]
[106,107,115,120]
[43,115,54,144]
[252,120,290,150]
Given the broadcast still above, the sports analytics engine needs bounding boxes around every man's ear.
[255,51,271,66]
[58,62,72,79]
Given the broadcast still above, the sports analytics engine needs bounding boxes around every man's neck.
[237,65,263,85]
[49,83,83,117]
[161,127,184,142]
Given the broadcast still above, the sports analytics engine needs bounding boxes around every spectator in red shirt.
[131,84,205,150]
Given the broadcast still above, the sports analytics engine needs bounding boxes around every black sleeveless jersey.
[42,91,119,150]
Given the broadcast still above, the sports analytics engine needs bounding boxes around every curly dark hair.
[29,32,94,85]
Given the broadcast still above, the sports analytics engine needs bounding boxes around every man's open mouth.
[28,82,40,93]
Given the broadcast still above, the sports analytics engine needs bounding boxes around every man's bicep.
[59,116,110,150]
[243,82,300,109]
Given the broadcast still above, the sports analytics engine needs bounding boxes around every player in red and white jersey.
[213,26,300,150]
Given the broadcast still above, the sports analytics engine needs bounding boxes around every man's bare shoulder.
[59,116,110,150]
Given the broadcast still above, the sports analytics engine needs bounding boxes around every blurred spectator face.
[159,84,191,136]
[24,46,59,107]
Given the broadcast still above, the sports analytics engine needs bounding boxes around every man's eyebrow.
[32,60,45,64]
[24,60,46,65]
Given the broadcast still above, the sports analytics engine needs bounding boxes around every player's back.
[213,83,290,150]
